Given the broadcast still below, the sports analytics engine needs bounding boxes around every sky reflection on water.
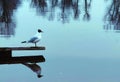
[1,0,120,82]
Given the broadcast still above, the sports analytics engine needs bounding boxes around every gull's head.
[38,29,43,33]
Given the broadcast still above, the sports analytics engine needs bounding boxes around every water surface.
[1,0,120,82]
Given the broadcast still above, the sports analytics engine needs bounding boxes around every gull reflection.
[22,63,43,78]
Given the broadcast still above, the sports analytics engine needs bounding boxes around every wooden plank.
[0,55,45,64]
[0,50,12,58]
[0,47,45,51]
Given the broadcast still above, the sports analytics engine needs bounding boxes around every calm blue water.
[1,0,120,82]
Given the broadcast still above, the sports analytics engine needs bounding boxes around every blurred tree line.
[0,0,119,37]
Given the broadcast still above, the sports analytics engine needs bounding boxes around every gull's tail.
[21,41,27,43]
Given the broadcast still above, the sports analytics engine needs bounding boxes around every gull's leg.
[35,42,37,47]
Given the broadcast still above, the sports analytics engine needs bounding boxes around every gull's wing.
[28,37,38,43]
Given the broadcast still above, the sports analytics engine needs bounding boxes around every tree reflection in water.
[30,0,82,23]
[0,0,20,37]
[31,0,48,16]
[104,0,120,31]
[0,0,120,37]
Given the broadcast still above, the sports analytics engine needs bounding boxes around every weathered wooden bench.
[0,47,45,64]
